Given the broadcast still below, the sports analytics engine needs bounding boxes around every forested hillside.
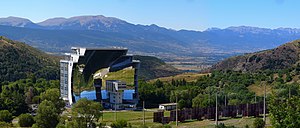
[133,55,182,80]
[0,36,59,82]
[211,39,300,72]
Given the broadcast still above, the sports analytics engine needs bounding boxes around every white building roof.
[159,103,177,106]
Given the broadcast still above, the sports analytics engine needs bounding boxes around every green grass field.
[150,73,209,83]
[247,84,272,96]
[100,110,162,127]
[98,110,271,128]
[103,67,135,86]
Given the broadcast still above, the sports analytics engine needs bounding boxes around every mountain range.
[1,15,300,62]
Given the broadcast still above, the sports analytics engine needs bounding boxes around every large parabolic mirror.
[60,47,140,109]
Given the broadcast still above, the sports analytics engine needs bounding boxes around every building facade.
[60,47,86,106]
[106,80,127,109]
[60,60,73,106]
[159,103,177,111]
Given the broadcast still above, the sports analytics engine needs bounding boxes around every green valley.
[0,38,299,128]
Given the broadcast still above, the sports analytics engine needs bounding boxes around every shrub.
[215,123,236,128]
[139,124,149,128]
[162,124,172,128]
[18,114,35,127]
[0,121,12,127]
[253,118,265,128]
[111,120,127,128]
[0,110,13,123]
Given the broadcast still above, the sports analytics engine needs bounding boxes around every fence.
[153,102,265,124]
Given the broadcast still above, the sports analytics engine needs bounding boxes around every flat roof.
[72,47,128,51]
[159,103,177,106]
[106,80,126,83]
[60,60,71,63]
[86,48,127,50]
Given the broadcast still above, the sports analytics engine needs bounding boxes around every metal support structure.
[224,93,227,107]
[133,62,140,103]
[143,101,145,125]
[114,92,118,122]
[115,101,117,121]
[222,84,227,107]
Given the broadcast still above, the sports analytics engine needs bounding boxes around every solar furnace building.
[60,47,140,107]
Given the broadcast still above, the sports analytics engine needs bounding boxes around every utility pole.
[115,98,117,121]
[102,109,104,121]
[215,92,218,126]
[255,94,257,103]
[224,93,227,107]
[115,103,117,121]
[176,95,178,126]
[263,82,266,122]
[143,101,145,126]
[101,101,104,121]
[222,84,227,107]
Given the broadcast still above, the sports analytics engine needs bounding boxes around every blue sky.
[1,0,299,31]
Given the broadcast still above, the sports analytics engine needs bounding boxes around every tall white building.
[60,60,73,105]
[60,47,85,106]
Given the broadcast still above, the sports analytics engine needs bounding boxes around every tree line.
[139,69,300,128]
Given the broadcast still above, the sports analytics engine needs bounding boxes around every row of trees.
[269,82,300,127]
[0,72,106,127]
[139,71,264,108]
[0,83,104,128]
[0,78,59,116]
[33,94,103,128]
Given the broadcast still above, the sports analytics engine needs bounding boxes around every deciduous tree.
[71,98,103,128]
[34,100,59,128]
